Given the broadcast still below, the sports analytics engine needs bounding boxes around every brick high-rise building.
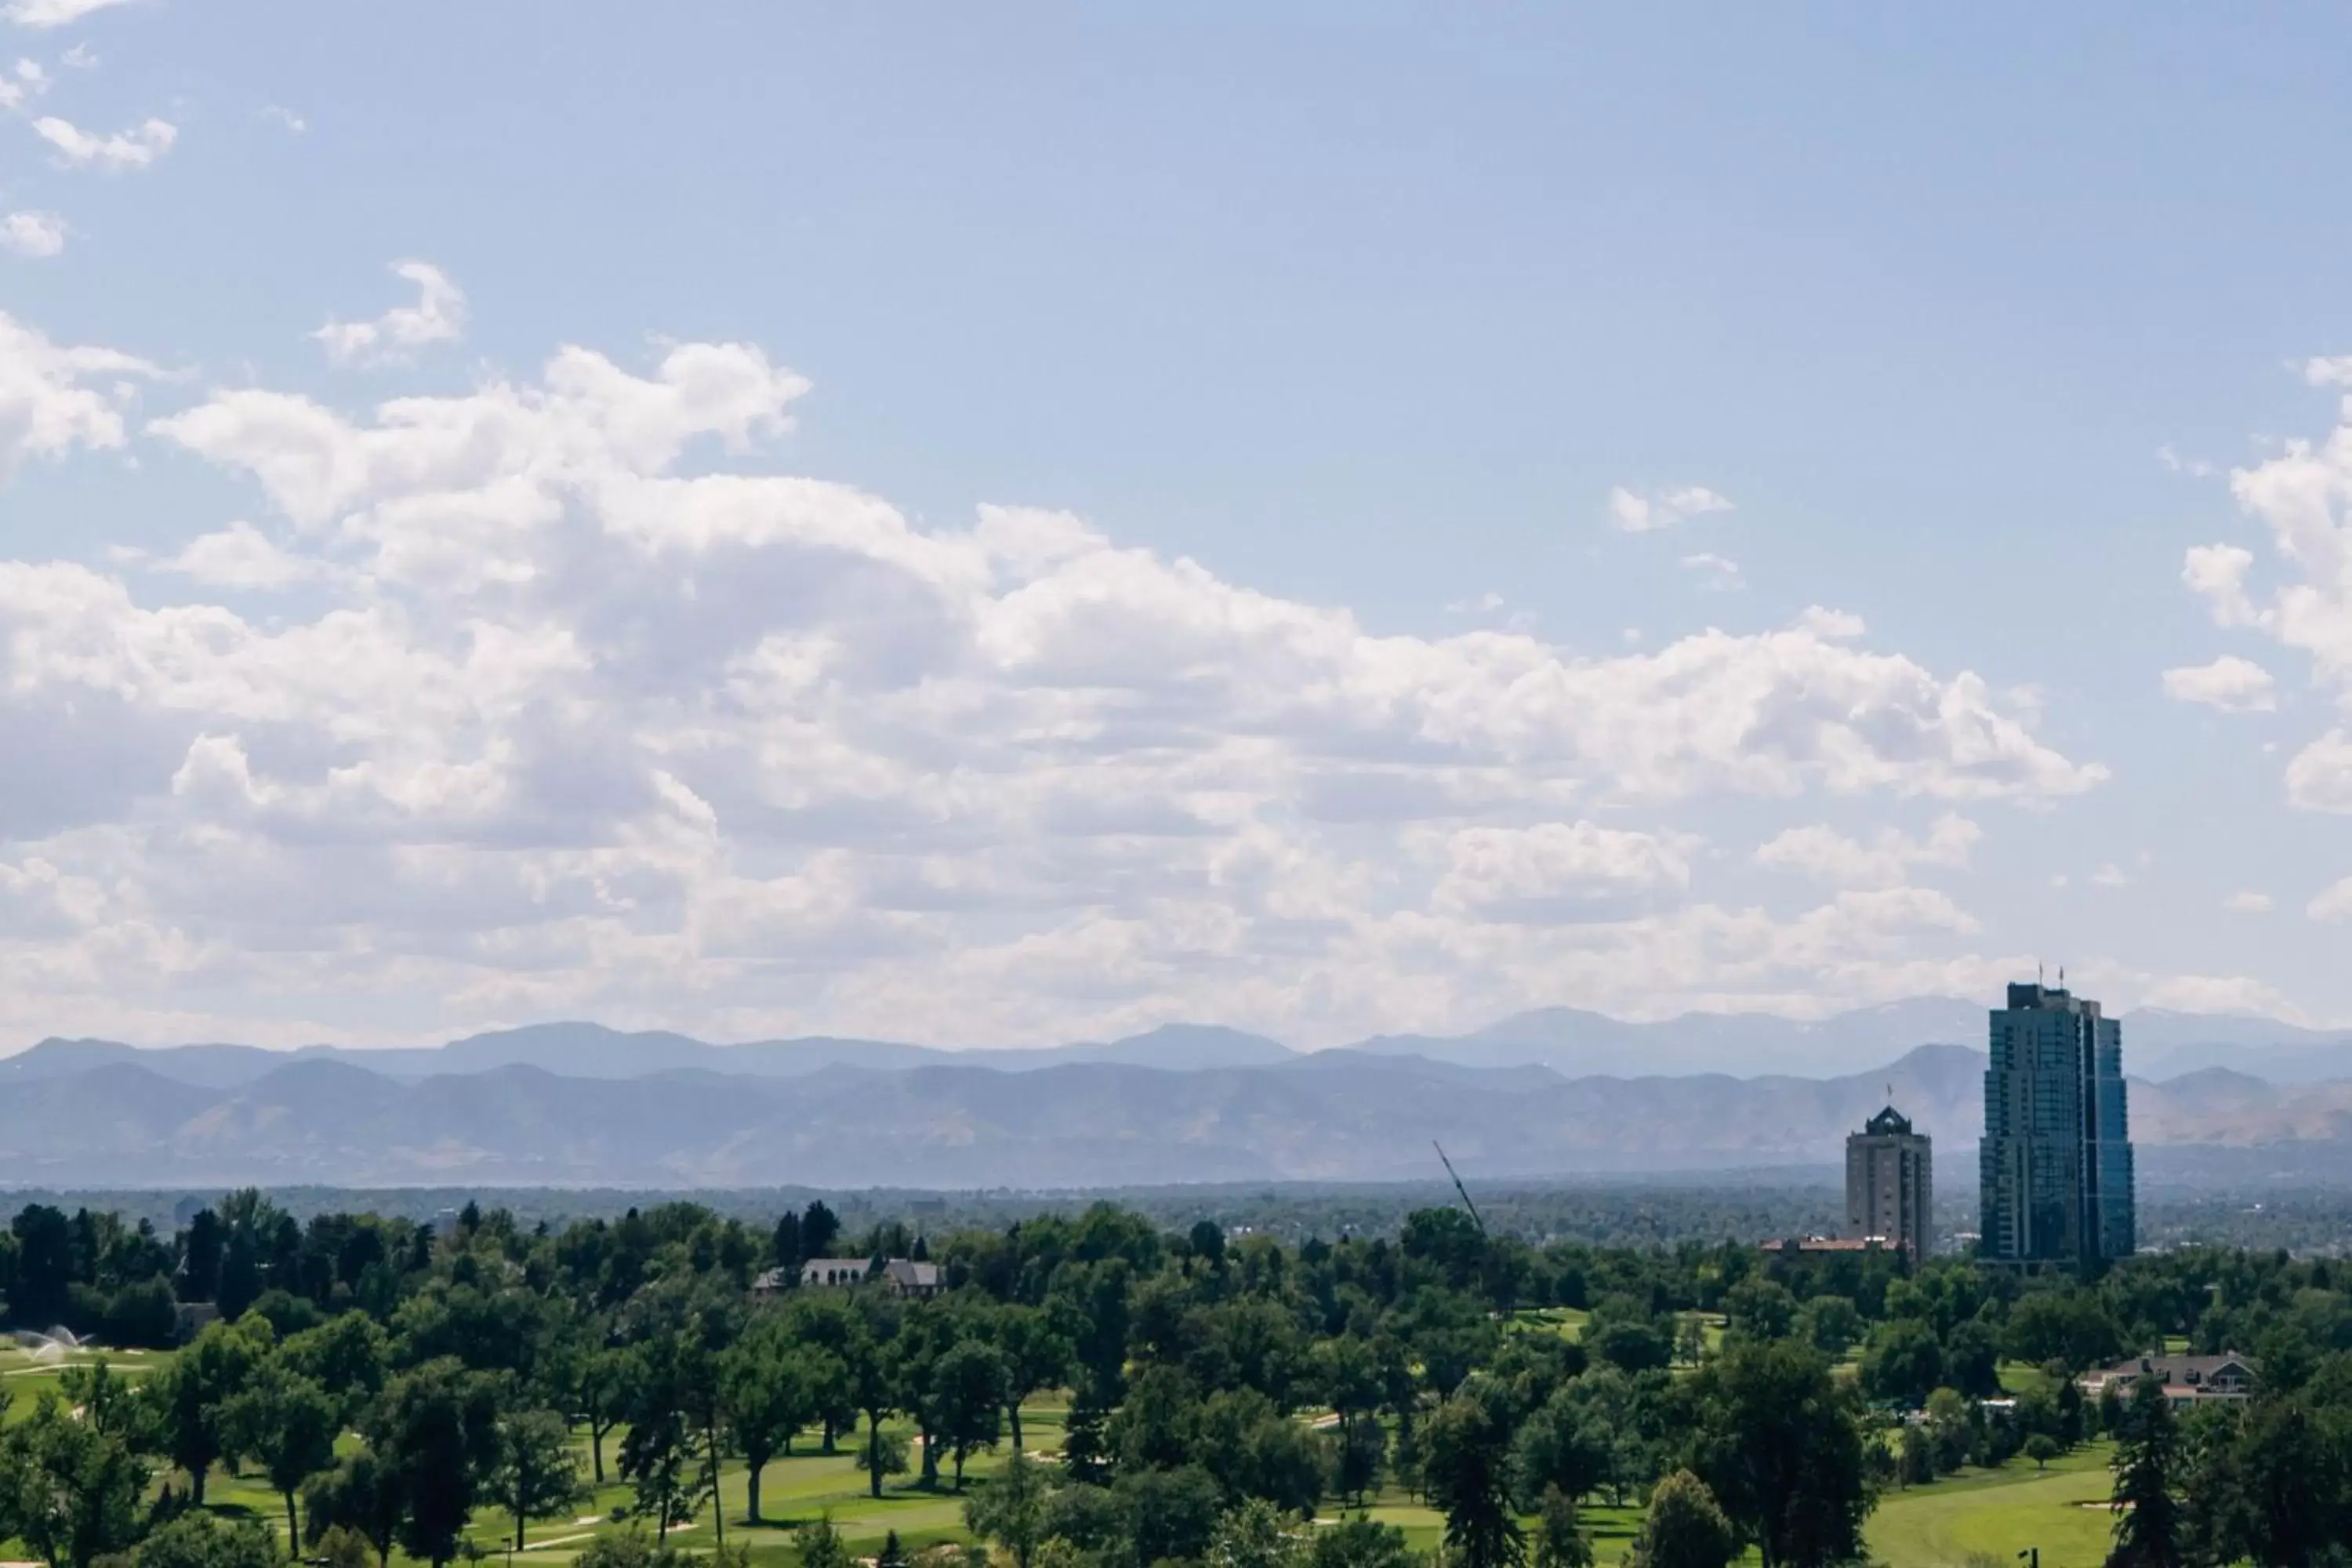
[1846,1105,1933,1259]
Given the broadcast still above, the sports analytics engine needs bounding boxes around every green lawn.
[1867,1443,2116,1568]
[0,1342,169,1425]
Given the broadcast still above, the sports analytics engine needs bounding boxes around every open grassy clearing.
[1866,1442,2116,1568]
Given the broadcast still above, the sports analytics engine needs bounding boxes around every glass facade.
[1978,982,2136,1268]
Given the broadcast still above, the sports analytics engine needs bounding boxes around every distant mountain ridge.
[0,1020,2348,1185]
[11,996,2345,1087]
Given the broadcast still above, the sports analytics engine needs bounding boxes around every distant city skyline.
[7,6,2352,1052]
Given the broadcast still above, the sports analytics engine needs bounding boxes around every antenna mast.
[1433,1142,1487,1237]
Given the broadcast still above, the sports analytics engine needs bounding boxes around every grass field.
[1867,1443,2117,1568]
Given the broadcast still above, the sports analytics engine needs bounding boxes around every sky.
[5,3,2352,1053]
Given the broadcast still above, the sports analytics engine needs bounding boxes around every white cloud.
[1431,822,1693,921]
[59,41,91,65]
[2162,655,2277,712]
[2143,973,2299,1017]
[1755,813,1980,891]
[0,310,154,475]
[2,0,132,24]
[2092,863,2133,888]
[260,105,306,136]
[2158,444,2216,479]
[2312,877,2352,924]
[1607,483,1733,533]
[0,53,49,109]
[0,210,65,257]
[152,521,321,590]
[2285,731,2352,813]
[313,261,466,366]
[2224,891,2273,914]
[1679,551,1742,587]
[0,314,2117,1047]
[34,114,174,172]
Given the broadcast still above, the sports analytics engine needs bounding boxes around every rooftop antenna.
[1432,1142,1487,1238]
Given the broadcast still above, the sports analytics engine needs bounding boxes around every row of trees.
[17,1190,2352,1568]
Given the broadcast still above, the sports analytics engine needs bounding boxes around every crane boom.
[1432,1141,1486,1236]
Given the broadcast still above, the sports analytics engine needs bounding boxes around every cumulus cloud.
[1607,484,1733,533]
[0,316,2117,1046]
[151,521,322,590]
[2286,731,2352,813]
[2162,655,2277,712]
[33,114,174,171]
[3,0,132,24]
[0,310,154,475]
[1431,822,1693,921]
[2224,891,2273,914]
[2143,973,2299,1017]
[1755,813,1979,891]
[260,105,306,136]
[0,210,64,257]
[313,261,466,366]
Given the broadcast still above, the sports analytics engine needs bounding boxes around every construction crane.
[1432,1142,1486,1237]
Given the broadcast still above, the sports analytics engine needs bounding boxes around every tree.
[994,1306,1073,1454]
[1310,1517,1414,1568]
[0,1392,151,1568]
[365,1359,502,1568]
[797,1516,855,1568]
[2107,1377,2183,1568]
[223,1359,341,1550]
[158,1317,264,1506]
[281,1312,391,1421]
[1533,1485,1594,1568]
[931,1338,1008,1490]
[964,1449,1052,1568]
[800,1202,843,1262]
[303,1451,406,1568]
[1511,1388,1607,1508]
[2025,1434,2060,1472]
[877,1531,909,1568]
[1209,1497,1306,1568]
[1686,1340,1871,1568]
[575,1343,635,1486]
[1857,1319,1943,1407]
[719,1321,816,1523]
[492,1409,585,1552]
[133,1513,281,1568]
[1334,1414,1386,1507]
[1794,1297,1861,1358]
[1422,1380,1525,1568]
[1627,1471,1736,1568]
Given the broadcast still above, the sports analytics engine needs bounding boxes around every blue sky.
[3,2,2351,1052]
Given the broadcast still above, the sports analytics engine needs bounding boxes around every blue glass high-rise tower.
[1978,981,2135,1269]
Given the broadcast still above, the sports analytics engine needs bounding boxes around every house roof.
[2089,1352,2257,1381]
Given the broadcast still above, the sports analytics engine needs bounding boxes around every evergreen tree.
[2107,1377,2183,1568]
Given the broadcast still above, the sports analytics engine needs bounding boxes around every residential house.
[2079,1352,2257,1409]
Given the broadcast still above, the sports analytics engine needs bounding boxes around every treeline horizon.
[1,1191,2350,1568]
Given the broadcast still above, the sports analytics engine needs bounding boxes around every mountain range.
[13,997,2349,1088]
[0,998,2348,1187]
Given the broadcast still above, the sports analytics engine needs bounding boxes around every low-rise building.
[2079,1352,2258,1409]
[792,1256,946,1297]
